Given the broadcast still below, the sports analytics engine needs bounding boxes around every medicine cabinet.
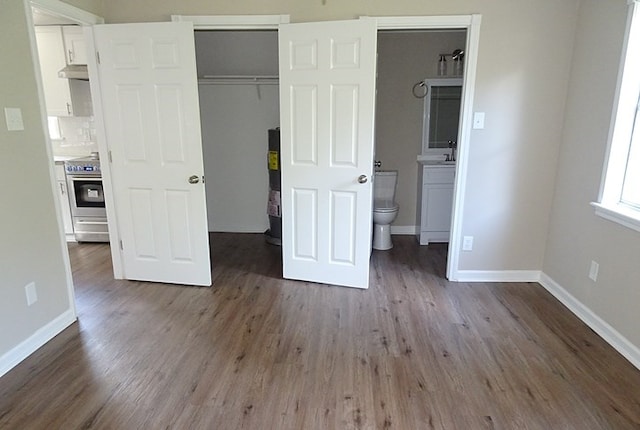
[422,78,463,154]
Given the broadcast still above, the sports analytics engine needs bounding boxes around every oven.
[65,156,109,242]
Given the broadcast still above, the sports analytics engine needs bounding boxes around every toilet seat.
[374,199,398,212]
[374,206,398,213]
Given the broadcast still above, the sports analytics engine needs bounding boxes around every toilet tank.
[374,170,398,201]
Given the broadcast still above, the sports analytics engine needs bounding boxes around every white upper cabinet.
[62,26,88,65]
[34,26,73,116]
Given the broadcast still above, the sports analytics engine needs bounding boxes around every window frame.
[592,0,640,233]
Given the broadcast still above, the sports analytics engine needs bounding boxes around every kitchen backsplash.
[50,115,98,157]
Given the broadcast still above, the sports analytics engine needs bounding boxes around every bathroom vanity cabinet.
[417,162,455,245]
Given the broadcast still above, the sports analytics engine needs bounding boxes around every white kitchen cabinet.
[54,163,74,240]
[62,26,88,65]
[417,162,455,245]
[35,26,73,117]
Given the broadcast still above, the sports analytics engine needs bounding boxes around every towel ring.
[412,81,428,98]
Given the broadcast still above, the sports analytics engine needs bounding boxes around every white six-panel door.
[93,22,211,286]
[279,19,377,289]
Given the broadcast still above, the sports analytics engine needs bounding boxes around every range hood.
[58,65,89,80]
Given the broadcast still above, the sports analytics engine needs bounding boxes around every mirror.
[422,78,462,153]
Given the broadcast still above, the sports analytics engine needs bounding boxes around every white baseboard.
[390,225,417,235]
[453,270,541,283]
[0,309,76,378]
[539,273,640,371]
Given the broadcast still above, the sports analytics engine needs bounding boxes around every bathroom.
[374,29,466,247]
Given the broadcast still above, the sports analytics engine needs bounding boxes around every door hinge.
[108,150,113,163]
[96,51,101,65]
[119,240,123,250]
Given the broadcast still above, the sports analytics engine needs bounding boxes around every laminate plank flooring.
[1,233,640,429]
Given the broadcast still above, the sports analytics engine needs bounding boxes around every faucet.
[445,140,457,162]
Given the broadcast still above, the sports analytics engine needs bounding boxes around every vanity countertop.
[417,159,456,167]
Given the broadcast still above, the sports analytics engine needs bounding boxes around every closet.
[195,31,279,233]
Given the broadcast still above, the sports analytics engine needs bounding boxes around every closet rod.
[198,75,279,85]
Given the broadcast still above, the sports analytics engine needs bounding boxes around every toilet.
[372,170,399,250]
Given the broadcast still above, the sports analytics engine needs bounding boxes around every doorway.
[374,16,481,281]
[194,30,280,237]
[26,0,104,316]
[31,14,109,245]
[374,29,467,275]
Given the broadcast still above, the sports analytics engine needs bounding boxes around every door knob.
[188,175,200,184]
[358,175,368,184]
[374,160,382,168]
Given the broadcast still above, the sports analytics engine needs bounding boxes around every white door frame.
[24,0,104,318]
[170,13,481,282]
[171,14,290,29]
[371,15,481,281]
[28,0,103,25]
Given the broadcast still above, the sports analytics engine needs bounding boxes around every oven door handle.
[68,176,102,180]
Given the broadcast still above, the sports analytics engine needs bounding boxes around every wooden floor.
[1,234,640,429]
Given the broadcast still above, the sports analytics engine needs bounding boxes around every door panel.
[129,188,156,258]
[157,86,187,162]
[166,190,193,260]
[332,85,359,166]
[279,19,377,289]
[93,22,211,286]
[292,188,318,260]
[330,190,356,264]
[291,86,318,164]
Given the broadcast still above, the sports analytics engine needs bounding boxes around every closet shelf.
[198,75,279,85]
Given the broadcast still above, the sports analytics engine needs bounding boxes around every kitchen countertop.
[53,155,83,163]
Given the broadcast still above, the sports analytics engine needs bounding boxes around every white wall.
[543,0,640,349]
[195,31,279,232]
[198,84,279,232]
[195,30,278,76]
[375,30,466,229]
[0,0,102,376]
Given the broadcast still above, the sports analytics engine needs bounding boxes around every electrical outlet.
[589,261,599,282]
[462,236,474,251]
[25,282,37,306]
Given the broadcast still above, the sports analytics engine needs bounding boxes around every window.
[620,92,640,209]
[593,0,640,232]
